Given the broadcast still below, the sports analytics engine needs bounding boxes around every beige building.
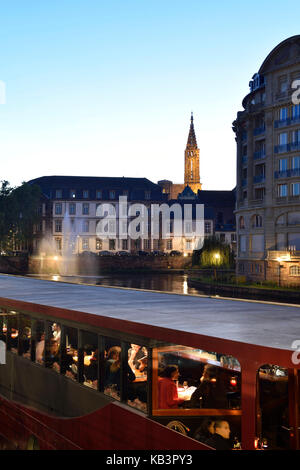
[233,35,300,285]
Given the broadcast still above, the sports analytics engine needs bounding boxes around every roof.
[0,274,300,354]
[28,176,163,201]
[196,190,235,207]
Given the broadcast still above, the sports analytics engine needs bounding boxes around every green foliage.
[192,236,235,268]
[0,181,41,252]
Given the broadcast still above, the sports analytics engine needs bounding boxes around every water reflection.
[29,273,204,296]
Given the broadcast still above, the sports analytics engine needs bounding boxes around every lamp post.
[214,252,220,281]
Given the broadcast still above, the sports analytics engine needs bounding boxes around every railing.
[253,125,265,136]
[275,168,300,179]
[253,175,265,184]
[254,150,266,160]
[274,142,300,153]
[267,250,300,260]
[274,116,300,128]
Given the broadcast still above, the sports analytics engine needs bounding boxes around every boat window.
[152,345,241,447]
[81,331,98,390]
[0,312,7,344]
[127,343,148,413]
[45,322,61,372]
[34,321,45,365]
[7,312,19,354]
[19,315,31,359]
[62,326,78,380]
[104,337,122,401]
[257,364,289,450]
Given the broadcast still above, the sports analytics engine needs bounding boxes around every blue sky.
[0,0,300,190]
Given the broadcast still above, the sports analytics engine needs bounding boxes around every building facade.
[233,35,300,285]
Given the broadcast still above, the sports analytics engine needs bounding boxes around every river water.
[28,273,205,296]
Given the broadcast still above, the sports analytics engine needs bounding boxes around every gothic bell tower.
[184,112,202,193]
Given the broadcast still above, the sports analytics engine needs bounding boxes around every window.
[104,337,122,401]
[292,183,300,196]
[279,107,288,120]
[278,184,288,197]
[185,239,192,250]
[126,343,148,412]
[62,326,78,380]
[153,344,241,443]
[83,190,89,199]
[109,191,115,200]
[34,320,45,365]
[81,331,98,389]
[55,189,62,199]
[109,239,116,250]
[82,203,89,215]
[145,191,151,200]
[82,220,89,232]
[185,222,192,234]
[96,190,102,199]
[122,239,128,250]
[82,238,89,250]
[290,266,300,276]
[292,104,300,119]
[292,156,300,169]
[55,237,62,250]
[279,159,287,172]
[96,238,102,250]
[45,322,61,373]
[69,203,76,215]
[292,129,300,143]
[239,216,245,229]
[205,222,211,234]
[55,203,62,215]
[257,364,289,449]
[239,235,246,252]
[19,315,31,359]
[219,233,225,243]
[279,132,288,145]
[252,215,263,228]
[70,190,76,199]
[166,239,172,250]
[231,233,236,242]
[55,220,62,232]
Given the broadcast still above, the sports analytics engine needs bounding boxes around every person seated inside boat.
[105,346,135,393]
[189,364,228,409]
[128,344,148,375]
[158,365,189,409]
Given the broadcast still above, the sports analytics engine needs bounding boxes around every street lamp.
[213,252,221,281]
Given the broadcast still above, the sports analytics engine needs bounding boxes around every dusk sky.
[1,0,300,190]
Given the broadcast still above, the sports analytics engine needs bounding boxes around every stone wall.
[28,254,192,275]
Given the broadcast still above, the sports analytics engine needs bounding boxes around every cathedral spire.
[184,112,201,192]
[187,112,198,147]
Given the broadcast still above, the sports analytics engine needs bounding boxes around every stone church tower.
[184,112,202,193]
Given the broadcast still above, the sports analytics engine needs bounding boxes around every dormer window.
[83,190,89,199]
[70,189,76,199]
[55,189,62,199]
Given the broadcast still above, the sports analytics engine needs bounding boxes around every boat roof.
[0,274,300,352]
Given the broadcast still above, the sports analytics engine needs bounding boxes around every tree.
[0,181,41,253]
[192,236,234,268]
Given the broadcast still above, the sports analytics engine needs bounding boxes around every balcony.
[253,175,265,184]
[267,250,300,261]
[253,125,265,136]
[254,150,266,160]
[274,143,289,153]
[274,142,300,153]
[275,168,300,179]
[274,116,300,128]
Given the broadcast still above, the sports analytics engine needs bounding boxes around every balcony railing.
[275,168,300,179]
[274,116,300,128]
[267,250,300,261]
[253,125,265,136]
[253,175,265,184]
[274,142,300,153]
[254,150,266,160]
